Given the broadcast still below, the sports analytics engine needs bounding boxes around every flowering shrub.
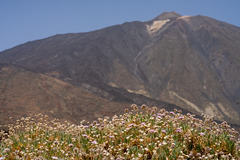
[0,104,240,159]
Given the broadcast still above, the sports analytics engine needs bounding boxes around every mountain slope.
[0,12,240,125]
[0,65,187,125]
[0,65,131,125]
[137,14,240,124]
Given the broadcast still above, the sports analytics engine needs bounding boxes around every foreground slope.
[0,65,131,125]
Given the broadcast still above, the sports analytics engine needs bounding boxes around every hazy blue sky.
[1,0,240,51]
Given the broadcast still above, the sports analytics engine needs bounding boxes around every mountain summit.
[0,12,240,126]
[152,11,182,20]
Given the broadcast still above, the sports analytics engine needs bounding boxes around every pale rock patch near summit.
[146,19,170,34]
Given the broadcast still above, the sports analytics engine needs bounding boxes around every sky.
[0,0,240,52]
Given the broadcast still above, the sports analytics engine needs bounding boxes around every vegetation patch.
[1,105,240,159]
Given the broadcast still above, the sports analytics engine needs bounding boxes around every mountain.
[0,12,240,125]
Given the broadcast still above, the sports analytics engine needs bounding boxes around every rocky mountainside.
[0,12,240,125]
[0,64,185,125]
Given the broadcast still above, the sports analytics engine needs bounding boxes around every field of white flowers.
[1,104,240,159]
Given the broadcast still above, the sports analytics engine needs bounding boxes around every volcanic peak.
[153,11,182,21]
